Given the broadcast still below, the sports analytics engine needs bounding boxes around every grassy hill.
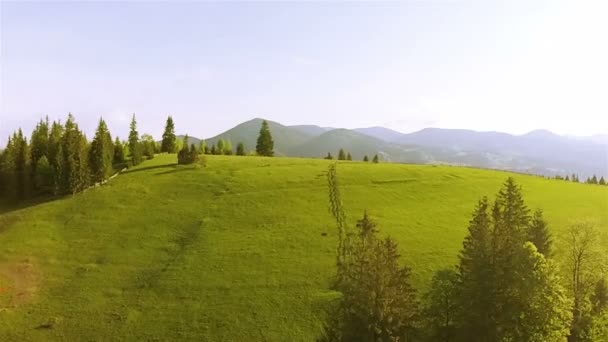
[0,154,606,340]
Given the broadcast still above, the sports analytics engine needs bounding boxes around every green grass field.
[0,154,606,341]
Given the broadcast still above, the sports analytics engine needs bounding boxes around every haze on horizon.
[1,1,607,143]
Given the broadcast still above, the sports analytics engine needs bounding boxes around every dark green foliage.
[161,116,177,153]
[324,213,419,341]
[372,154,379,163]
[0,131,30,199]
[325,152,333,160]
[590,175,598,184]
[528,209,552,257]
[599,177,606,185]
[255,120,274,157]
[48,120,64,190]
[456,178,571,341]
[592,278,608,314]
[34,156,54,194]
[363,155,369,162]
[210,144,217,155]
[29,117,50,190]
[58,114,90,194]
[337,148,345,160]
[424,269,459,342]
[89,118,114,183]
[128,114,142,166]
[113,137,125,165]
[346,152,352,161]
[177,136,200,165]
[236,142,245,156]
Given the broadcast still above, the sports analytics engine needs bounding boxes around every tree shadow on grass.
[0,196,60,215]
[154,165,201,176]
[121,163,178,175]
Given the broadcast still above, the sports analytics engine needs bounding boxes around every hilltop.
[0,154,606,340]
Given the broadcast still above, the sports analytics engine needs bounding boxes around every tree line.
[553,174,607,186]
[325,149,380,163]
[0,116,278,202]
[322,165,607,341]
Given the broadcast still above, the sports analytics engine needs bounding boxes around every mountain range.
[189,118,607,178]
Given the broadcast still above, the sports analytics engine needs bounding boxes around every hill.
[0,154,606,340]
[205,118,315,155]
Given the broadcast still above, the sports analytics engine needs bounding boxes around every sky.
[1,1,607,144]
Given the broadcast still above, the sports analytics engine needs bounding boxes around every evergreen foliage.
[528,209,552,257]
[325,152,333,160]
[363,155,369,162]
[89,118,114,183]
[372,154,379,163]
[58,114,89,194]
[161,116,177,153]
[346,152,352,161]
[337,149,346,160]
[255,120,274,157]
[128,114,142,166]
[113,137,125,165]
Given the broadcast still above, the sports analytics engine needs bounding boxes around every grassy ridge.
[0,154,606,341]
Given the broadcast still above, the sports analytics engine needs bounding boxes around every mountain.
[176,135,201,147]
[354,126,407,143]
[205,118,315,155]
[288,125,329,137]
[200,118,607,178]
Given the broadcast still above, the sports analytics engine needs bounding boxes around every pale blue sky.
[1,1,607,143]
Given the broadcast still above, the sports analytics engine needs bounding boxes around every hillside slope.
[0,154,606,340]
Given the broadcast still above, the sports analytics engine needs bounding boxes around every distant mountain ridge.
[189,118,607,178]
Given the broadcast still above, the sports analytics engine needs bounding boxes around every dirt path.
[0,257,42,309]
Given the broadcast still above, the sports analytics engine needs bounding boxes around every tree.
[323,213,419,341]
[217,139,225,155]
[236,142,245,156]
[255,120,274,156]
[223,140,233,155]
[338,148,346,160]
[29,117,49,192]
[372,154,379,163]
[566,222,604,341]
[424,269,459,342]
[48,120,64,191]
[89,118,114,183]
[141,134,156,160]
[34,156,54,194]
[113,137,125,165]
[177,135,199,165]
[128,114,142,166]
[346,152,352,161]
[210,144,217,155]
[363,155,369,162]
[456,178,571,341]
[528,209,552,257]
[590,175,598,184]
[58,114,89,194]
[325,152,333,160]
[198,140,206,155]
[161,116,176,153]
[599,177,606,186]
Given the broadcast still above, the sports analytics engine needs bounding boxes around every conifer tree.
[599,176,606,185]
[255,120,274,157]
[58,114,89,194]
[128,114,142,166]
[236,142,245,156]
[346,152,352,161]
[161,116,176,153]
[210,144,217,155]
[113,137,125,164]
[363,155,369,162]
[591,175,598,184]
[13,129,30,199]
[141,134,156,160]
[528,209,552,257]
[325,152,333,160]
[372,154,379,163]
[89,118,114,183]
[29,117,49,191]
[34,156,54,194]
[48,120,64,191]
[338,148,346,160]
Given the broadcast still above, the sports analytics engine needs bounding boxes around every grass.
[0,154,606,341]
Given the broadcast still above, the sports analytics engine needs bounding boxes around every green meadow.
[0,154,606,341]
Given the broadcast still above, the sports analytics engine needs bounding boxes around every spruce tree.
[113,137,125,164]
[128,114,142,166]
[363,155,369,162]
[236,142,245,156]
[346,152,352,161]
[527,209,552,257]
[48,120,64,191]
[210,144,217,155]
[372,154,379,163]
[141,134,156,160]
[591,175,598,184]
[255,120,274,157]
[58,114,89,194]
[34,156,54,194]
[89,118,114,183]
[29,117,49,191]
[325,152,333,160]
[161,116,177,153]
[599,176,606,185]
[338,148,346,160]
